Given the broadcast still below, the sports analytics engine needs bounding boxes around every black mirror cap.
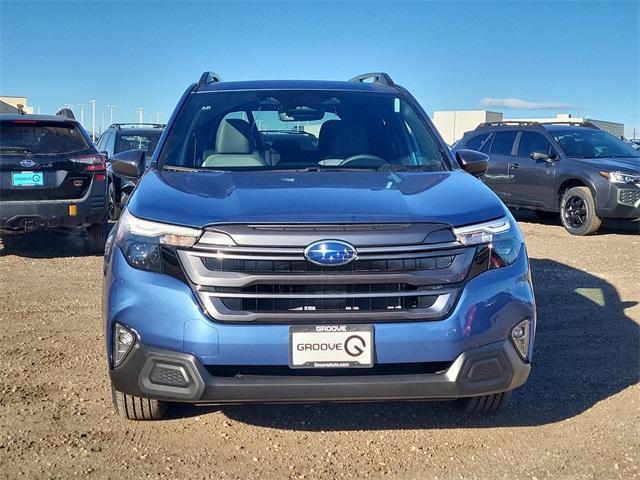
[111,149,145,179]
[455,149,489,177]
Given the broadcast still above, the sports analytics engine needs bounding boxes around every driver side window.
[518,132,554,158]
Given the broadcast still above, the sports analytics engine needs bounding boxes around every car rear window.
[116,132,162,156]
[490,131,517,156]
[0,121,91,155]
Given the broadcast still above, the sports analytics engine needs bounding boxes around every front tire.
[560,186,601,235]
[111,385,168,420]
[459,391,512,413]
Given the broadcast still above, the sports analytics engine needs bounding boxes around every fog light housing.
[113,323,136,367]
[510,319,531,361]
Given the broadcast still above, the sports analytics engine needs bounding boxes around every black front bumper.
[597,185,640,219]
[109,340,531,404]
[0,180,107,232]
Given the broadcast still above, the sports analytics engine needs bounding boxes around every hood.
[127,169,507,228]
[572,156,640,172]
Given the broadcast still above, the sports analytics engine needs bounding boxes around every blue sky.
[1,0,638,137]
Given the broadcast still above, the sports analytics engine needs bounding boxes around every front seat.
[202,119,266,167]
[317,119,340,158]
[326,119,370,159]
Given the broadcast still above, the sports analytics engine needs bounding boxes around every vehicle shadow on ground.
[171,257,639,429]
[512,209,640,236]
[0,229,98,258]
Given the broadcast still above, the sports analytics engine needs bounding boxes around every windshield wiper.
[0,146,32,153]
[377,164,438,172]
[162,165,223,173]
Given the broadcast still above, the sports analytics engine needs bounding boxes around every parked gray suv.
[454,121,640,235]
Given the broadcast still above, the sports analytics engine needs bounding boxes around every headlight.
[600,171,640,184]
[453,216,523,268]
[114,209,202,272]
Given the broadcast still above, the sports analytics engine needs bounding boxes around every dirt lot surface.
[0,212,638,479]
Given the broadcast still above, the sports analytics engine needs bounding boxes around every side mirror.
[99,150,109,159]
[531,151,557,163]
[111,149,145,179]
[455,149,489,177]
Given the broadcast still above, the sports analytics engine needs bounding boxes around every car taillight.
[69,154,106,172]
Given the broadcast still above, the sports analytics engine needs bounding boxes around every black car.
[0,113,109,252]
[96,123,164,220]
[453,121,640,235]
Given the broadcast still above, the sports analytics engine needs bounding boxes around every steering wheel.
[340,154,387,168]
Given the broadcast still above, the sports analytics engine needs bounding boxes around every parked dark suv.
[103,71,536,420]
[97,123,164,220]
[0,112,109,252]
[454,121,640,235]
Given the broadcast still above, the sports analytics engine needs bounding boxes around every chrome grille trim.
[197,289,457,323]
[192,241,463,259]
[177,248,474,288]
[203,289,452,299]
[176,228,473,323]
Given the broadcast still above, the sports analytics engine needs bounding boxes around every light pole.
[136,107,144,124]
[106,104,117,125]
[89,99,97,140]
[154,112,162,123]
[77,104,86,126]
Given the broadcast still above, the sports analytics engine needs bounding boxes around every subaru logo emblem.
[304,240,357,266]
[20,159,36,168]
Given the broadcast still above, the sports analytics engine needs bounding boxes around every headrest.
[330,120,369,156]
[216,119,253,154]
[317,120,340,156]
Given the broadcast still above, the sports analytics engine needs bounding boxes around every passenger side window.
[465,133,490,151]
[96,133,106,152]
[518,132,554,158]
[490,131,517,156]
[105,132,116,154]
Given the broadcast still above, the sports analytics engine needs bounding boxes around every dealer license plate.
[12,171,44,186]
[289,325,374,368]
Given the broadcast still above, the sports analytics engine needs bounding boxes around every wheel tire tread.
[111,386,167,421]
[560,186,601,236]
[460,391,512,414]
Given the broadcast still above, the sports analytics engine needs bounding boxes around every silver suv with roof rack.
[453,121,640,235]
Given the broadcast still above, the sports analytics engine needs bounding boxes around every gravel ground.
[0,212,638,479]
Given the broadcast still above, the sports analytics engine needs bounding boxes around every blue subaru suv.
[103,72,536,420]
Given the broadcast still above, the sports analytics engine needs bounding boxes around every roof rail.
[108,123,165,130]
[475,120,600,130]
[349,72,395,87]
[198,71,223,87]
[538,120,600,129]
[476,121,539,129]
[56,108,76,120]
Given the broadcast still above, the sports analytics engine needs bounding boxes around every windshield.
[551,129,640,159]
[158,90,450,171]
[116,131,162,156]
[0,120,91,155]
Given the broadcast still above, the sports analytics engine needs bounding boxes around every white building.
[0,96,34,114]
[433,111,624,145]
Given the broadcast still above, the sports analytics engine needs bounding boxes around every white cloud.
[479,97,577,110]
